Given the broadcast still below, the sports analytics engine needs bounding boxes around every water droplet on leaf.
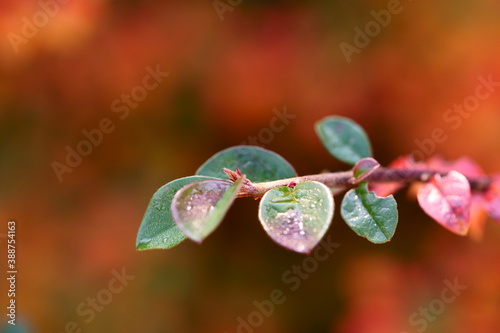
[172,178,243,243]
[259,181,334,253]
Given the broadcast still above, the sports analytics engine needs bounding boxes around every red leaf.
[417,171,471,235]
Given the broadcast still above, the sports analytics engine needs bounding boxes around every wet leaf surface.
[341,182,398,243]
[136,176,218,250]
[258,181,334,253]
[172,178,243,243]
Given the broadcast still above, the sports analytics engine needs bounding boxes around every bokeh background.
[1,0,500,332]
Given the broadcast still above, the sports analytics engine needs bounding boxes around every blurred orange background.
[1,0,500,332]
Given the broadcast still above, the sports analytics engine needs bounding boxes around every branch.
[235,167,493,198]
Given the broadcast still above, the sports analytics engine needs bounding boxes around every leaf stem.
[237,167,492,198]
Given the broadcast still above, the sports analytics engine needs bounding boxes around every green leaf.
[136,176,218,250]
[352,157,380,183]
[171,178,244,243]
[196,146,297,182]
[315,116,372,164]
[258,181,334,253]
[341,182,398,243]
